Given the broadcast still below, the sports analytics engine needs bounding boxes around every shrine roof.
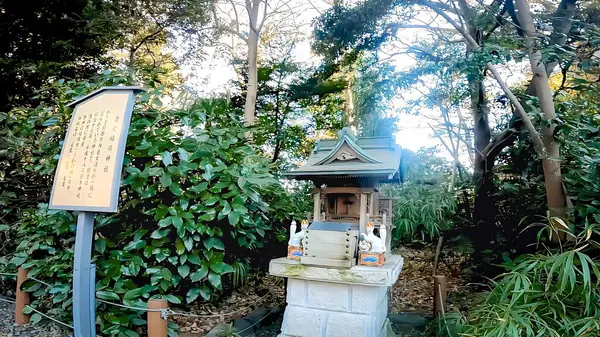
[284,128,402,181]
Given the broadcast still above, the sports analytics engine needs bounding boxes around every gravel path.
[0,302,71,337]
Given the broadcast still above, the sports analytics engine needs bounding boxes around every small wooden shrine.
[269,128,404,337]
[284,127,402,267]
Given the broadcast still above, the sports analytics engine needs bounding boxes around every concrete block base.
[270,256,403,337]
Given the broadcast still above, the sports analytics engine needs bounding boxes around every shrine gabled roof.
[284,128,402,181]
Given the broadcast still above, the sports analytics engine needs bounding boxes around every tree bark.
[244,0,261,127]
[515,0,567,241]
[457,1,491,184]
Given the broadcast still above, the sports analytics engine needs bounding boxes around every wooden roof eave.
[283,169,398,180]
[314,135,381,165]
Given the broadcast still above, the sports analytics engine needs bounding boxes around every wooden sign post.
[49,86,144,337]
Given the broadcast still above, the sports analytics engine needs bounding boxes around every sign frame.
[49,86,143,213]
[47,86,144,337]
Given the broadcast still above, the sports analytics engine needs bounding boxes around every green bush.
[434,224,600,337]
[0,72,308,336]
[387,183,456,242]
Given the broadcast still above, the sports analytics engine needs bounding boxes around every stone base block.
[278,279,389,337]
[269,255,403,337]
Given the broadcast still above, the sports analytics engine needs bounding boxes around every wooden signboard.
[49,87,142,212]
[47,86,143,337]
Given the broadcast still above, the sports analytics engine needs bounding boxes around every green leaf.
[161,268,172,281]
[210,262,234,275]
[228,211,240,226]
[96,291,120,301]
[202,164,214,181]
[237,176,246,189]
[198,286,211,300]
[162,151,173,166]
[184,237,194,251]
[160,174,172,187]
[190,267,208,282]
[94,239,106,254]
[150,229,170,239]
[169,183,183,196]
[208,271,222,289]
[177,148,190,161]
[158,217,172,228]
[186,288,202,303]
[123,329,140,337]
[188,255,201,265]
[42,117,59,127]
[205,195,219,206]
[124,288,143,300]
[172,216,183,228]
[190,182,208,193]
[203,238,225,251]
[175,240,185,255]
[165,295,181,304]
[148,167,164,176]
[178,265,190,278]
[30,313,42,324]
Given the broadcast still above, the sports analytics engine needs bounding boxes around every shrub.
[434,224,600,337]
[384,183,456,242]
[0,73,308,336]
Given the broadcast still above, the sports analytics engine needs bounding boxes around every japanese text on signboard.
[50,91,132,211]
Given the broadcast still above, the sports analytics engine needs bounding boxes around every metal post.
[73,211,96,337]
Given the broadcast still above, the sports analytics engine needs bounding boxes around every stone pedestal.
[269,255,404,337]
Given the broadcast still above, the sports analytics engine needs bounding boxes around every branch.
[419,0,546,157]
[481,127,516,159]
[307,0,323,15]
[212,3,248,43]
[132,28,163,54]
[484,0,509,40]
[427,122,457,158]
[385,22,457,32]
[229,0,242,36]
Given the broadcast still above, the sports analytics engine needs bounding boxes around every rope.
[0,297,16,304]
[168,289,272,319]
[96,299,166,312]
[28,276,52,288]
[168,305,250,318]
[25,305,74,330]
[0,272,17,277]
[237,310,272,334]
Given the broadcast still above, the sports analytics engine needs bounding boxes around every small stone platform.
[269,255,403,337]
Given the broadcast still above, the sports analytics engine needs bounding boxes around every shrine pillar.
[313,190,321,221]
[359,193,368,233]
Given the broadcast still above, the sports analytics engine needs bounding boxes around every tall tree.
[211,0,308,128]
[91,0,211,81]
[311,0,579,241]
[0,0,115,111]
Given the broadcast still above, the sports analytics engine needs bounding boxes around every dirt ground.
[177,246,472,336]
[0,247,472,337]
[391,246,471,314]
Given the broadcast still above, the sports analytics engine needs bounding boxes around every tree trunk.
[243,0,261,127]
[245,29,259,126]
[515,0,567,241]
[128,45,136,77]
[344,71,357,133]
